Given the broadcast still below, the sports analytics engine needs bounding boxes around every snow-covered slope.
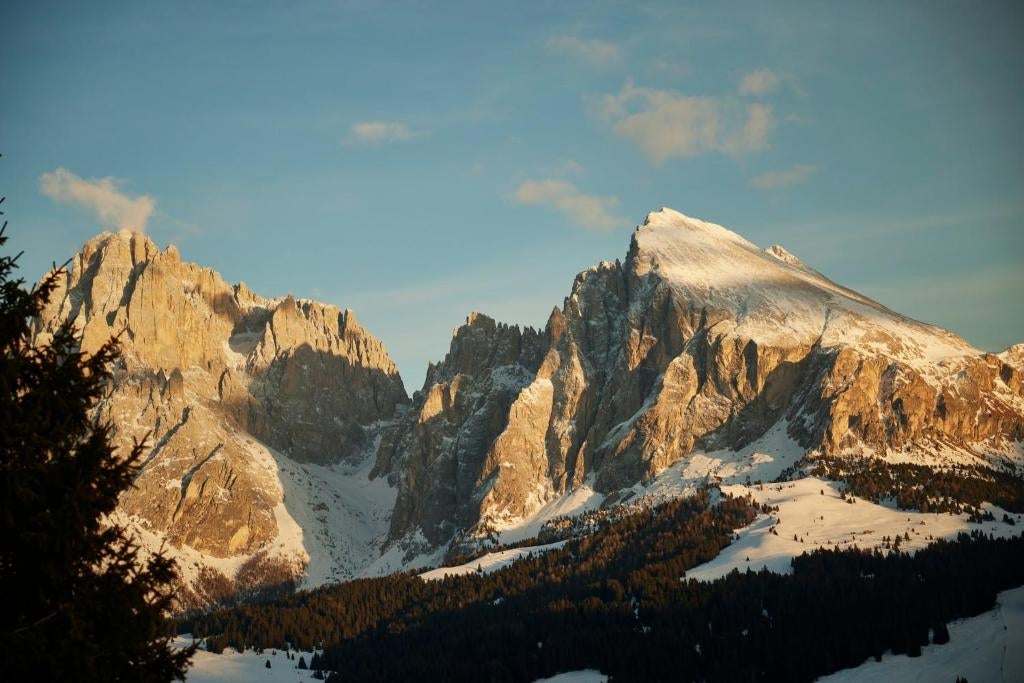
[819,585,1024,682]
[175,637,323,683]
[633,208,975,366]
[124,431,400,601]
[533,672,608,683]
[685,477,1023,582]
[419,541,567,581]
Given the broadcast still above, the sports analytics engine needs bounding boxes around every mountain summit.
[380,207,1023,554]
[632,208,973,362]
[33,230,409,603]
[33,210,1024,599]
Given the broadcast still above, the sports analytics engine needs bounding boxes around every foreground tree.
[0,214,191,679]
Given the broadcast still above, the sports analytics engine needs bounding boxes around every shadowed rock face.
[380,209,1024,550]
[34,230,407,559]
[373,313,546,547]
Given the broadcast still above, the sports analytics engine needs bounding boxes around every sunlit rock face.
[34,230,407,562]
[380,209,1024,550]
[33,209,1024,573]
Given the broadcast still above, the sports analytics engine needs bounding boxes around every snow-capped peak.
[630,208,976,365]
[641,207,755,249]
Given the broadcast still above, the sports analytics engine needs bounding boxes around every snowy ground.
[686,476,1023,582]
[419,541,567,581]
[533,671,607,683]
[175,637,322,683]
[819,585,1024,682]
[261,437,397,586]
[492,485,605,545]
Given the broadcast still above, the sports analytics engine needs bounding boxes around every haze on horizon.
[3,1,1022,387]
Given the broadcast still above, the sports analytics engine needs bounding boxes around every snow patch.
[419,541,567,581]
[533,671,608,683]
[685,477,1023,582]
[175,635,323,683]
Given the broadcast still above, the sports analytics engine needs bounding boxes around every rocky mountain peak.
[33,232,409,591]
[29,211,1023,597]
[381,208,1023,558]
[624,208,978,366]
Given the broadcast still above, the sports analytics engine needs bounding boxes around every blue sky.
[3,1,1022,388]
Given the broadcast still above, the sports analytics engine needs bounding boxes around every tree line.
[810,457,1024,516]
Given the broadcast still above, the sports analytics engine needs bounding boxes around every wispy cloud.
[348,121,424,144]
[751,164,817,189]
[739,69,783,96]
[594,80,773,163]
[514,179,625,232]
[546,35,621,65]
[40,167,155,232]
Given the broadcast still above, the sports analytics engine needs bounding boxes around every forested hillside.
[180,490,1024,682]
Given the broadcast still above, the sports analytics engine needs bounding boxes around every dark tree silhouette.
[0,197,191,681]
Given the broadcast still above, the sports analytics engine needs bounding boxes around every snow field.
[175,637,322,683]
[819,585,1024,682]
[685,476,1023,581]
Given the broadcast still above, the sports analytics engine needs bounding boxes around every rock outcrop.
[34,231,407,566]
[379,209,1024,551]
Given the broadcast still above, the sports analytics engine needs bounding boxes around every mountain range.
[32,207,1024,605]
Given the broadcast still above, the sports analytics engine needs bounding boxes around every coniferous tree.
[0,212,191,681]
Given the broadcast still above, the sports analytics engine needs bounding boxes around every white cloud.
[739,69,784,96]
[751,164,817,189]
[595,81,773,163]
[348,121,423,143]
[513,179,625,232]
[546,35,621,64]
[39,167,154,232]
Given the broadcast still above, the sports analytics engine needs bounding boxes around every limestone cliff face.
[33,212,1024,572]
[34,231,407,562]
[381,209,1024,549]
[374,313,545,547]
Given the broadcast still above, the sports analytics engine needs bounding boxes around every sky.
[3,1,1023,389]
